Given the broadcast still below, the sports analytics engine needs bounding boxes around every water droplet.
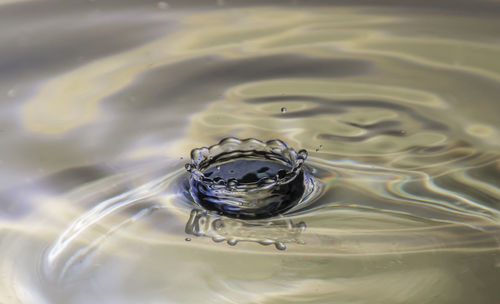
[258,240,274,246]
[281,107,287,113]
[227,239,238,246]
[216,165,221,171]
[275,242,287,250]
[315,148,319,152]
[184,163,193,171]
[185,237,191,242]
[157,1,168,9]
[212,236,225,243]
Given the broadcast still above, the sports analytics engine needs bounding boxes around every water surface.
[1,0,499,303]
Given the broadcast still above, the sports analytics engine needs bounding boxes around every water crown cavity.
[184,137,308,219]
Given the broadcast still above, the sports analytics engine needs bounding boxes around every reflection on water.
[1,0,500,303]
[185,209,307,250]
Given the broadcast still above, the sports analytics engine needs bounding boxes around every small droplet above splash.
[185,237,191,242]
[281,107,287,113]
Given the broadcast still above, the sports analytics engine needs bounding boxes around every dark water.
[185,138,310,219]
[0,0,499,303]
[203,159,288,182]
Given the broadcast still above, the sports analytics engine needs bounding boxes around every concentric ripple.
[0,1,499,304]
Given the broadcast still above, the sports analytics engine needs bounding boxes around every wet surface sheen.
[0,1,500,303]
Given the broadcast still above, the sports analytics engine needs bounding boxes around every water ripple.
[1,3,499,304]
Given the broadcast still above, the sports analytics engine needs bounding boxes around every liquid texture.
[185,137,309,219]
[0,1,500,304]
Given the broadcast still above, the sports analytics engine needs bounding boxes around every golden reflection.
[466,123,496,138]
[234,79,446,107]
[356,38,500,80]
[5,3,500,304]
[170,78,449,159]
[23,5,500,137]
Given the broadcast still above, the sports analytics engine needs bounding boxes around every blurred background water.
[0,0,499,303]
